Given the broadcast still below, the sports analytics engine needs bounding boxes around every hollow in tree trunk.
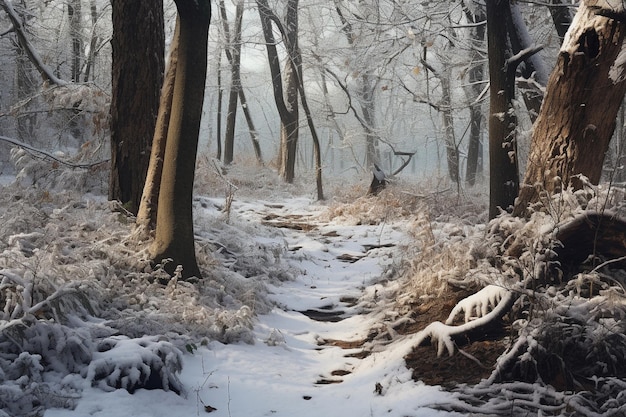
[513,2,626,217]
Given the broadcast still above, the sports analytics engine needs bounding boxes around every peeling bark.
[514,2,626,216]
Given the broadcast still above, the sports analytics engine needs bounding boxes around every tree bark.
[441,73,460,183]
[109,0,164,215]
[222,0,242,166]
[67,0,83,83]
[463,6,486,187]
[149,0,210,279]
[487,0,519,219]
[83,0,100,82]
[508,2,549,123]
[218,0,262,165]
[278,0,300,183]
[136,21,179,232]
[514,2,626,216]
[257,0,299,182]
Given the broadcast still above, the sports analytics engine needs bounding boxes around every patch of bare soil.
[399,290,508,388]
[315,287,508,388]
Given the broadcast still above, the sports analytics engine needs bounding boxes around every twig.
[0,135,109,169]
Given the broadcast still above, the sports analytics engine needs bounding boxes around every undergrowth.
[408,181,626,415]
[0,150,300,415]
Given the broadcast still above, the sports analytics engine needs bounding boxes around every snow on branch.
[413,287,514,357]
[0,0,67,86]
[445,285,511,325]
[0,135,109,169]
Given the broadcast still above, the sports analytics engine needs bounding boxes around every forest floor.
[229,186,505,393]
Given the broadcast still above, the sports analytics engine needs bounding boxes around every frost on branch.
[85,336,184,395]
[414,288,514,357]
[446,285,510,325]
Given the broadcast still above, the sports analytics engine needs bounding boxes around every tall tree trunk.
[15,42,36,142]
[487,0,519,219]
[514,2,626,217]
[441,72,459,183]
[216,49,223,161]
[463,6,486,187]
[257,0,298,182]
[278,0,300,183]
[219,0,262,165]
[109,0,164,214]
[137,23,179,232]
[67,0,82,83]
[359,71,380,170]
[149,0,210,279]
[83,0,99,82]
[221,0,242,165]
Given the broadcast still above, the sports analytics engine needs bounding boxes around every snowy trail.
[46,197,459,417]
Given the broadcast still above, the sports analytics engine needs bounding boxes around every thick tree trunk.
[136,22,179,232]
[280,69,299,183]
[554,212,626,273]
[514,2,626,216]
[149,1,210,279]
[487,0,519,219]
[109,0,164,214]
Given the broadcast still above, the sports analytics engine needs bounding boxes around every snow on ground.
[43,192,461,417]
[0,153,490,416]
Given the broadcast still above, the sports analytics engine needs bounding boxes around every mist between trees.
[4,0,626,279]
[0,0,573,188]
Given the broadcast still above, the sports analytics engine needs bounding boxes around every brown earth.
[318,288,509,388]
[399,290,508,387]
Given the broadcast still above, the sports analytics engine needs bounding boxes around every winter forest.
[3,0,626,415]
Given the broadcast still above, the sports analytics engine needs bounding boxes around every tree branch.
[0,135,108,168]
[0,0,67,86]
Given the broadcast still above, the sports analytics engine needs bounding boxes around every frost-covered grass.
[4,148,626,416]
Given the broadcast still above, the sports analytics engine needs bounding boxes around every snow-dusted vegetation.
[3,149,626,416]
[5,1,626,415]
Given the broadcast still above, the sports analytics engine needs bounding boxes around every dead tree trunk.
[514,2,626,217]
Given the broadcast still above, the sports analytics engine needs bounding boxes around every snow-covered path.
[46,197,459,417]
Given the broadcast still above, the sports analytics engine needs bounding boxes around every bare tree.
[514,1,626,216]
[109,0,164,215]
[257,0,299,183]
[148,0,211,279]
[462,4,486,187]
[218,0,263,166]
[487,0,519,219]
